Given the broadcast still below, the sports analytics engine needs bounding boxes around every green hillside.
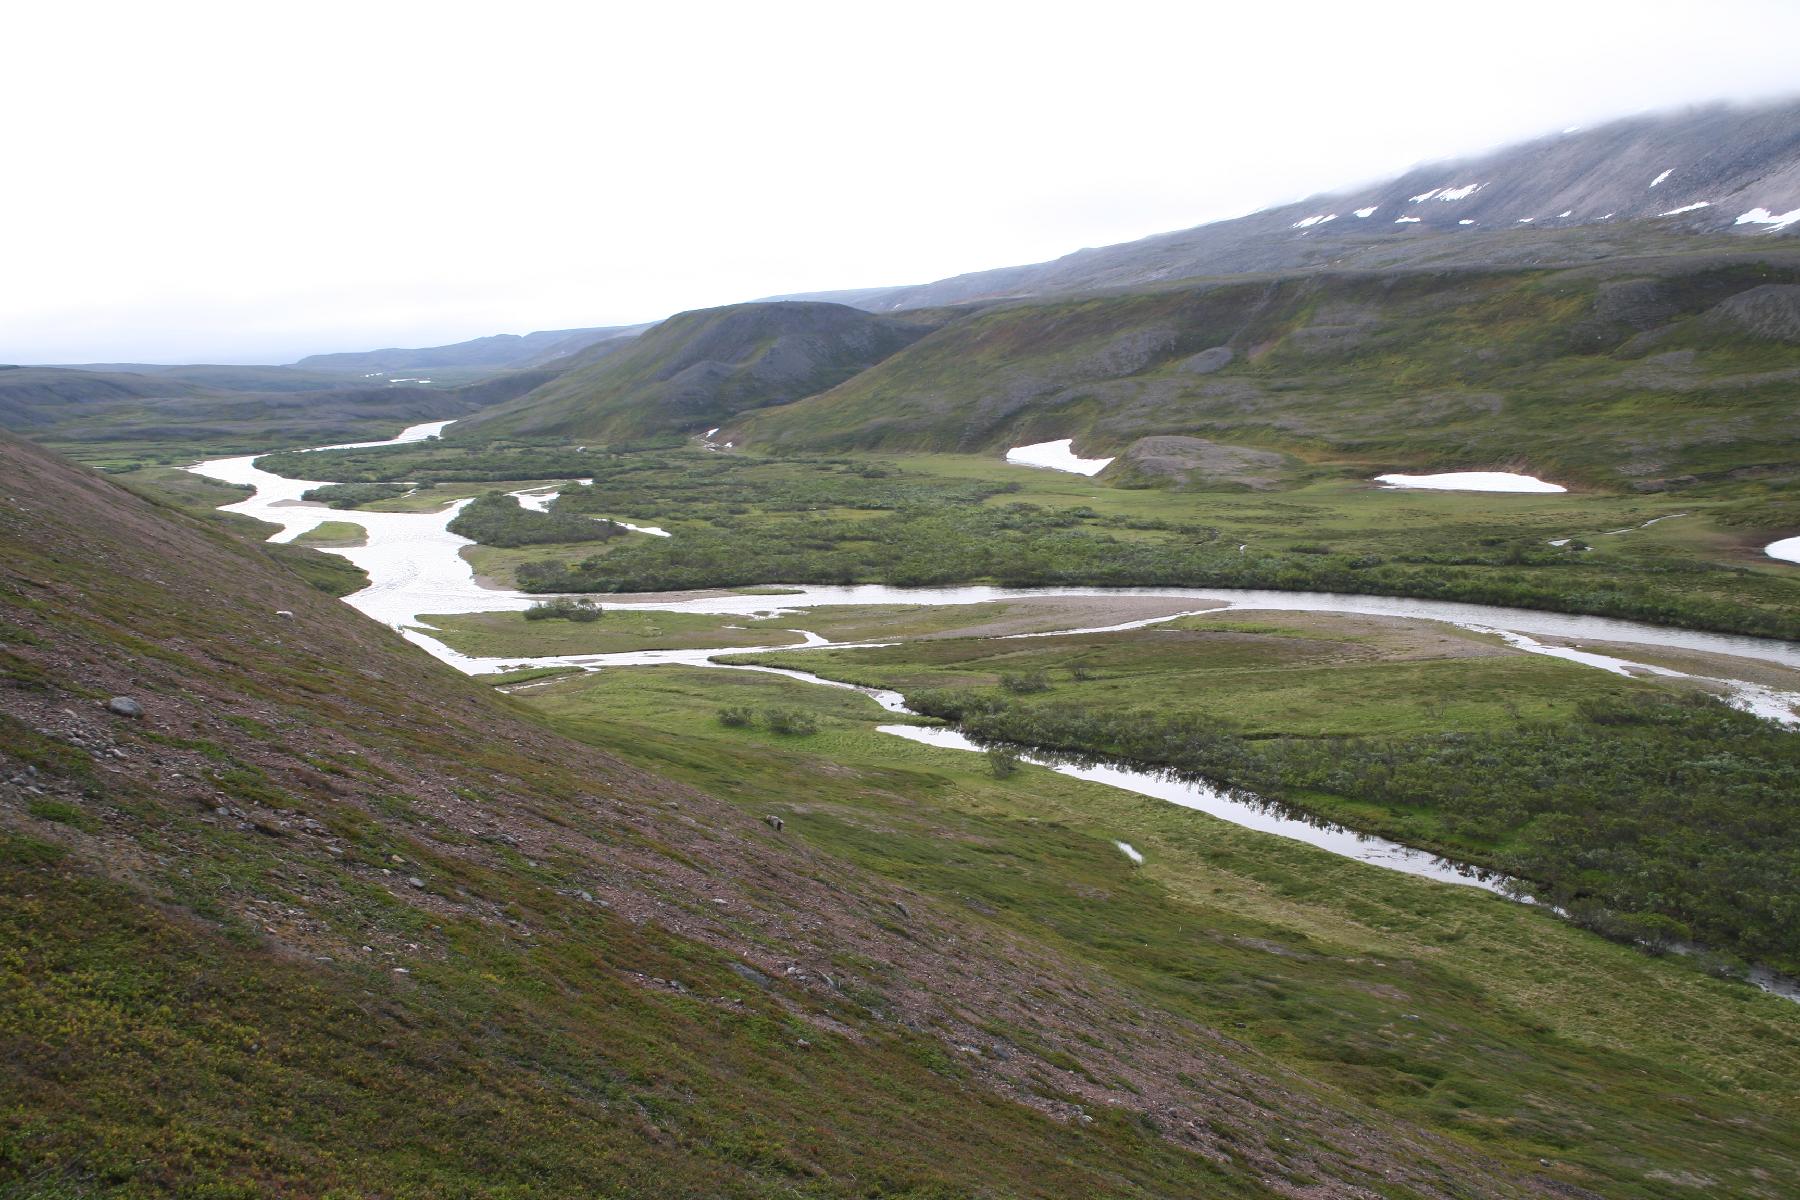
[463,301,939,441]
[740,253,1800,495]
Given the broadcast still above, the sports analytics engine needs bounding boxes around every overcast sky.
[7,1,1798,364]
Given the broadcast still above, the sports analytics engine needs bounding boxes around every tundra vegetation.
[251,440,1799,638]
[735,620,1800,974]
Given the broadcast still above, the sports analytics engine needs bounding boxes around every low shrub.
[763,708,819,736]
[524,598,603,622]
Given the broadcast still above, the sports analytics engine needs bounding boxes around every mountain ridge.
[293,323,650,376]
[775,99,1800,314]
[462,300,940,440]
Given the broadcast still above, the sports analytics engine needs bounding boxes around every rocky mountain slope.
[462,300,939,440]
[784,100,1800,313]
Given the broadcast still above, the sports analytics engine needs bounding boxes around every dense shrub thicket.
[515,501,1797,638]
[447,492,625,548]
[518,503,1212,592]
[910,688,1800,973]
[524,598,602,622]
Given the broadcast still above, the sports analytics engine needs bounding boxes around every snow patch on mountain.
[1736,206,1800,231]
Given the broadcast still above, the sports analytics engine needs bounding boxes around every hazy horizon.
[8,1,1800,365]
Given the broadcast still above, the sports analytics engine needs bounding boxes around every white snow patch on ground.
[1558,210,1573,218]
[1602,213,1614,219]
[1354,206,1378,218]
[1458,219,1475,225]
[1660,202,1711,216]
[1394,216,1421,224]
[703,426,720,438]
[1409,188,1441,203]
[1736,207,1800,231]
[1006,439,1115,476]
[1115,841,1145,866]
[1517,217,1534,223]
[1374,471,1566,493]
[1768,536,1800,565]
[1650,169,1673,188]
[1436,183,1482,201]
[1291,213,1336,228]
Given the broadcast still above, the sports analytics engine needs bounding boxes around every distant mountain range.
[292,324,651,377]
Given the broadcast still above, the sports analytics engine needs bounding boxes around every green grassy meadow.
[501,660,1800,1197]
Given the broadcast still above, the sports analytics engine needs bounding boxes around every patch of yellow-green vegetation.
[513,663,1800,1198]
[292,519,367,548]
[745,601,1018,642]
[740,617,1670,737]
[109,464,255,512]
[458,539,632,589]
[416,608,806,657]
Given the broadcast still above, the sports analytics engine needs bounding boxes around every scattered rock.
[105,696,144,719]
[1114,436,1287,490]
[1176,346,1234,374]
[728,961,774,990]
[407,876,425,889]
[275,610,294,619]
